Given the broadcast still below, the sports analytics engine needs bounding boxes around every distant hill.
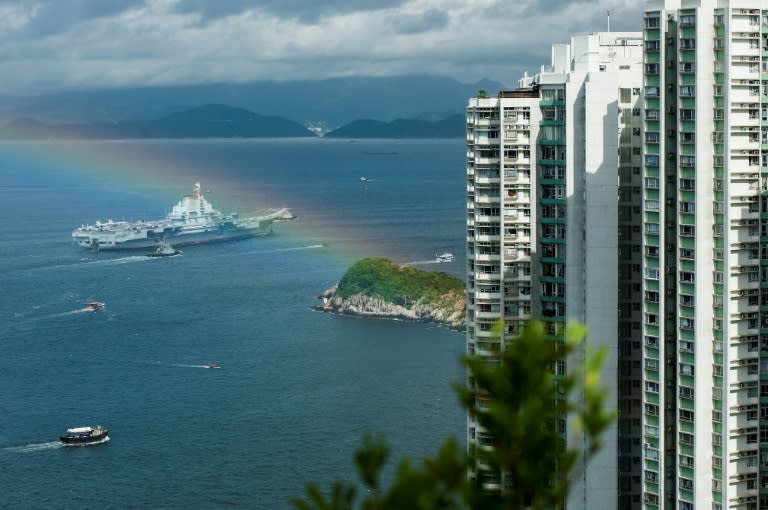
[0,75,504,127]
[0,104,316,139]
[325,114,465,138]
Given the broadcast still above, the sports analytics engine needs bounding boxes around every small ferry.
[436,252,455,263]
[60,425,109,445]
[84,300,105,312]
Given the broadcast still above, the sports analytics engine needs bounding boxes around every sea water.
[0,138,466,509]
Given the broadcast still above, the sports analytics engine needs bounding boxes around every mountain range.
[0,75,503,128]
[0,104,470,139]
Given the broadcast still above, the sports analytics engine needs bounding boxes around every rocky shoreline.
[315,284,466,330]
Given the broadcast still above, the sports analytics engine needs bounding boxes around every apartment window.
[680,225,695,237]
[680,38,696,49]
[679,85,696,97]
[680,317,694,330]
[645,200,659,210]
[644,291,659,303]
[645,63,659,75]
[645,177,659,188]
[679,432,694,445]
[680,179,695,190]
[680,248,694,259]
[680,155,695,167]
[644,16,660,28]
[680,271,695,283]
[680,202,695,213]
[645,268,659,280]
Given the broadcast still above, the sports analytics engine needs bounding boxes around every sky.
[0,0,644,95]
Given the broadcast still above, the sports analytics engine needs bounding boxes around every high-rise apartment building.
[465,32,644,509]
[640,2,768,509]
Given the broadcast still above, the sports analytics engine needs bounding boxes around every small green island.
[316,257,466,329]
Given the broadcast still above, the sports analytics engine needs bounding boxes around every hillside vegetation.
[336,258,463,305]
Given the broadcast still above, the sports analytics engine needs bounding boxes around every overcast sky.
[0,0,644,95]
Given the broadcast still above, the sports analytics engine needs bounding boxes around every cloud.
[171,0,406,24]
[392,8,449,34]
[0,0,646,94]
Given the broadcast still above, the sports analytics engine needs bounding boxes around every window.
[644,16,660,28]
[645,200,659,210]
[645,177,659,188]
[645,268,659,280]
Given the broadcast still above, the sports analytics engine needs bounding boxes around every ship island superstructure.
[72,183,290,250]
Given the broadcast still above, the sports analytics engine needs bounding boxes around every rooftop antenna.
[607,10,611,32]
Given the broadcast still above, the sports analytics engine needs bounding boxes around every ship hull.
[74,224,272,251]
[72,183,290,251]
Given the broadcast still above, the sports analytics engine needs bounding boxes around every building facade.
[465,32,644,509]
[641,1,768,509]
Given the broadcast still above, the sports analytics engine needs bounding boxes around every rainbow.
[0,139,405,265]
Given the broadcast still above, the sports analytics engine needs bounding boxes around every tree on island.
[292,321,614,510]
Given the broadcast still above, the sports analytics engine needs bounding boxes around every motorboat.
[207,363,221,369]
[436,252,455,263]
[60,425,109,445]
[84,300,105,312]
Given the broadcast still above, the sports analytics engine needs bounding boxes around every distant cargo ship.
[72,183,291,251]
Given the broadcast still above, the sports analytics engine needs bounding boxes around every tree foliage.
[292,321,614,510]
[335,258,464,306]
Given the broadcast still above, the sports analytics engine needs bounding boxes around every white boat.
[436,252,455,263]
[83,300,105,312]
[60,425,109,445]
[72,183,291,251]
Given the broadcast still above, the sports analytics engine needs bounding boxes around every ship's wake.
[6,441,64,453]
[47,308,91,318]
[404,260,442,266]
[81,256,151,266]
[162,362,221,369]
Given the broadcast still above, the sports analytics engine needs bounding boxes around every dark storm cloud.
[392,8,449,35]
[172,0,406,24]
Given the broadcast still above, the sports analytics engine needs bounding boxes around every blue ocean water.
[0,139,466,509]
